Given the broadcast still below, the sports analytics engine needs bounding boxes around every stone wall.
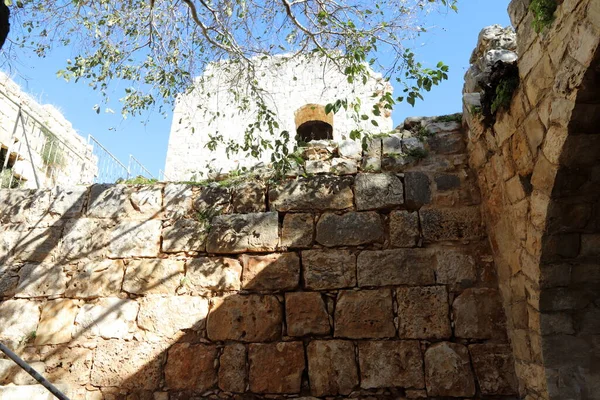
[462,0,600,399]
[0,116,517,399]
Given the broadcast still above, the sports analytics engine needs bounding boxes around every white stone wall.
[165,54,394,180]
[0,71,97,188]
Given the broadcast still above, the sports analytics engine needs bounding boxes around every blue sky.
[1,1,511,178]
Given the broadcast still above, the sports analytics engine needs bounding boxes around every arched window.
[294,104,333,142]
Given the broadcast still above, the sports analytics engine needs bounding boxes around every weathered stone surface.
[355,173,404,210]
[425,342,475,397]
[420,206,484,241]
[186,257,242,292]
[302,250,356,290]
[338,139,362,159]
[91,340,166,389]
[307,340,358,396]
[305,160,332,174]
[163,183,193,219]
[286,292,330,336]
[453,288,505,339]
[161,219,209,252]
[241,253,299,291]
[137,295,209,337]
[281,213,313,248]
[65,259,124,298]
[42,346,94,385]
[233,180,266,213]
[358,341,424,389]
[10,227,61,263]
[0,264,18,297]
[435,174,461,191]
[362,138,382,172]
[316,212,384,247]
[434,248,477,287]
[0,385,79,400]
[194,185,232,214]
[109,220,162,257]
[88,184,162,220]
[15,263,67,298]
[60,218,112,261]
[219,343,247,393]
[331,158,358,175]
[123,259,184,295]
[269,176,354,211]
[207,294,282,342]
[74,297,139,340]
[249,342,305,394]
[405,172,432,209]
[335,289,395,338]
[165,343,218,390]
[9,361,46,385]
[35,299,79,345]
[390,210,420,247]
[0,299,40,342]
[469,344,518,395]
[397,286,451,339]
[206,212,279,253]
[357,249,435,287]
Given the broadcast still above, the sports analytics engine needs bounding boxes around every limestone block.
[109,220,162,258]
[428,133,466,155]
[330,158,358,175]
[434,248,477,287]
[42,346,94,385]
[0,264,18,297]
[137,295,209,337]
[0,299,40,342]
[389,210,420,247]
[15,263,67,298]
[206,212,278,253]
[219,343,247,393]
[334,289,395,339]
[65,259,124,298]
[165,343,218,390]
[163,183,193,219]
[469,344,518,395]
[11,227,61,263]
[0,189,49,224]
[194,185,232,214]
[35,299,79,345]
[74,297,139,340]
[207,294,282,342]
[248,342,305,394]
[123,259,184,295]
[397,286,451,340]
[302,250,356,290]
[161,219,208,253]
[361,138,382,172]
[241,253,299,291]
[285,292,330,336]
[186,257,242,292]
[404,172,432,209]
[280,213,313,249]
[357,249,435,287]
[425,121,461,134]
[338,139,362,159]
[269,176,354,211]
[382,133,404,155]
[316,212,384,247]
[88,184,162,220]
[420,206,485,241]
[305,160,332,174]
[424,342,475,397]
[453,288,506,339]
[358,341,424,389]
[50,186,88,217]
[9,361,46,385]
[232,180,266,213]
[0,384,79,400]
[355,173,404,210]
[307,340,358,396]
[60,218,113,261]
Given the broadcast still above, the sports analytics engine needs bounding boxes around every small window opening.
[294,104,334,143]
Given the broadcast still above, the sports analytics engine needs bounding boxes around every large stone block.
[42,346,93,385]
[137,295,209,337]
[65,259,124,298]
[307,340,358,396]
[269,176,354,211]
[241,253,299,291]
[302,250,356,290]
[186,257,242,292]
[15,263,67,298]
[163,183,193,219]
[123,259,184,295]
[74,297,139,340]
[233,180,266,213]
[10,227,61,262]
[35,299,79,345]
[0,264,18,297]
[207,294,282,342]
[315,212,384,247]
[206,212,279,253]
[358,341,424,389]
[420,206,485,241]
[0,299,40,342]
[334,289,395,339]
[109,220,162,258]
[389,210,420,247]
[434,248,477,287]
[219,343,247,393]
[0,385,79,400]
[88,184,162,220]
[286,292,330,336]
[469,344,518,395]
[281,213,314,248]
[424,342,475,397]
[161,219,209,253]
[60,218,113,261]
[453,288,506,339]
[165,343,218,390]
[357,249,435,287]
[355,173,404,210]
[0,189,49,224]
[249,342,305,394]
[194,185,232,214]
[404,172,432,209]
[397,286,451,339]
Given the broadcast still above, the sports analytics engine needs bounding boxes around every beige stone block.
[269,176,354,211]
[355,173,404,210]
[194,185,232,214]
[74,297,138,340]
[523,110,546,153]
[186,257,242,292]
[302,249,356,290]
[425,342,475,397]
[453,288,506,340]
[161,219,208,252]
[88,184,162,220]
[397,286,451,340]
[389,210,419,248]
[511,130,534,176]
[524,55,554,107]
[568,22,599,66]
[434,248,477,287]
[206,212,279,253]
[241,253,299,291]
[542,126,568,165]
[0,299,40,342]
[357,249,435,287]
[43,346,93,385]
[530,190,550,230]
[531,152,557,195]
[137,295,209,337]
[420,206,485,242]
[358,340,424,389]
[109,220,162,258]
[60,218,113,261]
[123,259,184,295]
[232,180,266,213]
[11,227,61,263]
[280,213,313,248]
[334,289,395,339]
[505,175,526,204]
[15,263,67,298]
[315,211,384,247]
[163,183,193,219]
[218,343,247,393]
[35,299,79,345]
[165,343,217,390]
[285,292,330,337]
[248,342,305,394]
[307,340,358,396]
[65,259,124,298]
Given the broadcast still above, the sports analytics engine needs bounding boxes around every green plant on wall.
[530,0,557,33]
[491,74,519,114]
[40,127,66,169]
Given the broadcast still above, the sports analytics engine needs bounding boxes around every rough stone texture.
[357,249,435,287]
[35,299,78,345]
[434,248,477,287]
[0,299,40,342]
[241,253,299,291]
[206,212,279,253]
[60,218,112,261]
[207,294,282,342]
[316,212,384,246]
[123,259,184,295]
[307,340,358,396]
[88,185,162,220]
[74,297,139,340]
[280,213,314,248]
[355,173,404,210]
[15,263,67,298]
[194,185,232,214]
[165,343,217,390]
[405,172,432,209]
[161,219,208,252]
[358,341,424,389]
[390,210,420,247]
[286,292,330,336]
[109,220,162,257]
[420,206,484,241]
[469,344,518,395]
[186,257,242,292]
[453,288,506,339]
[425,342,475,397]
[219,343,247,393]
[163,183,193,219]
[249,342,305,394]
[233,180,266,213]
[335,290,395,338]
[65,260,124,298]
[137,295,209,337]
[302,250,356,290]
[397,286,451,339]
[269,176,354,211]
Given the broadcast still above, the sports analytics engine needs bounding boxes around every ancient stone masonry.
[0,116,518,399]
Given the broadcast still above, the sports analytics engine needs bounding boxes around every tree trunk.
[0,2,9,51]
